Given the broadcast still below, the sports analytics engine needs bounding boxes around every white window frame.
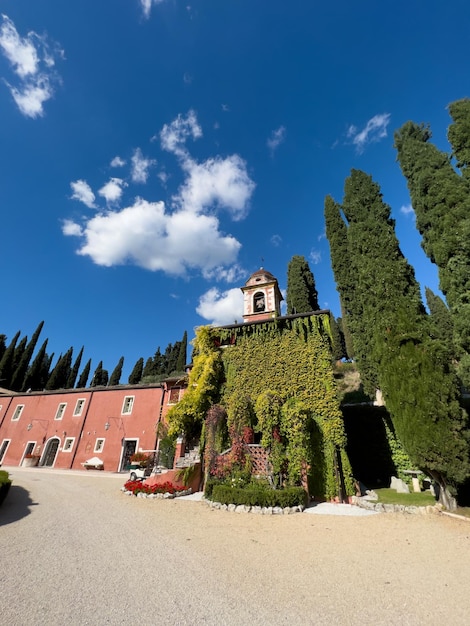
[63,437,75,452]
[55,403,67,420]
[94,438,105,453]
[73,399,86,416]
[167,388,181,405]
[121,396,134,415]
[12,404,24,421]
[0,439,11,463]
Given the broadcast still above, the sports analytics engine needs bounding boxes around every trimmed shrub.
[211,484,307,508]
[0,470,12,506]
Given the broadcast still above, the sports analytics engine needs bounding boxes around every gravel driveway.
[1,467,469,625]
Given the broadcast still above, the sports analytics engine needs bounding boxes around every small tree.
[286,255,319,315]
[108,356,124,386]
[128,357,144,384]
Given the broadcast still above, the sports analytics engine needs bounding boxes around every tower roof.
[244,268,278,288]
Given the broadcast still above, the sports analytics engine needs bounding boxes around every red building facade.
[0,380,185,472]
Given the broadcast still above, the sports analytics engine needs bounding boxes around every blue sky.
[1,1,469,381]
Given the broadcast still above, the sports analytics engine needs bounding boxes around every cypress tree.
[152,347,164,376]
[90,361,105,387]
[447,98,470,175]
[326,169,470,504]
[66,346,84,389]
[0,334,6,363]
[286,255,319,314]
[22,338,48,391]
[425,287,455,361]
[12,336,28,379]
[175,331,188,372]
[109,356,124,386]
[77,359,91,388]
[142,357,155,380]
[0,330,21,388]
[394,116,470,387]
[10,321,44,391]
[46,347,73,390]
[128,357,144,384]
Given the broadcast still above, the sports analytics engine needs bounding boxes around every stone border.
[206,500,304,515]
[121,487,193,499]
[351,495,442,515]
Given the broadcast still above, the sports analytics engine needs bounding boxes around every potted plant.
[130,451,150,468]
[22,454,40,467]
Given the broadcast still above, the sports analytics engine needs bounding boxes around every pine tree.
[77,359,91,388]
[286,255,319,314]
[0,330,21,388]
[22,338,48,391]
[325,169,470,502]
[394,115,470,387]
[128,357,144,384]
[66,346,84,389]
[109,356,124,386]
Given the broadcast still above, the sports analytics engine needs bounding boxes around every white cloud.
[0,15,39,78]
[160,109,202,156]
[267,125,286,154]
[270,234,282,247]
[202,264,246,283]
[98,178,126,204]
[157,170,169,186]
[0,15,63,118]
[400,203,415,217]
[65,111,254,280]
[309,249,322,265]
[110,156,126,168]
[9,78,53,118]
[196,287,244,326]
[131,147,156,183]
[62,219,82,236]
[348,113,391,153]
[139,0,165,19]
[64,198,241,275]
[70,180,96,209]
[176,154,255,220]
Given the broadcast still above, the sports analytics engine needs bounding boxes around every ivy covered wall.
[167,314,354,500]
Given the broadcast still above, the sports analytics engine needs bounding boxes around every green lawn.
[375,488,436,507]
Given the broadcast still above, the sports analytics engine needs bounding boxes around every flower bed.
[122,479,190,498]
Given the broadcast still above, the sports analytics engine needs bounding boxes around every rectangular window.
[73,399,85,416]
[121,396,134,415]
[168,388,181,404]
[12,404,24,421]
[55,403,67,420]
[0,439,11,463]
[63,438,75,452]
[94,438,105,453]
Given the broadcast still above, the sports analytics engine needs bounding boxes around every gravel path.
[1,467,469,625]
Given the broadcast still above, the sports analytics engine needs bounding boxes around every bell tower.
[241,268,283,323]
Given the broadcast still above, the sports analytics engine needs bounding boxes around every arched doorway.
[41,437,60,467]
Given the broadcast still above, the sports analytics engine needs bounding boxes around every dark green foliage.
[286,255,319,314]
[425,288,456,362]
[22,339,48,391]
[46,347,73,390]
[0,470,11,507]
[448,98,470,175]
[395,115,470,387]
[77,359,91,388]
[108,356,124,386]
[128,357,144,384]
[175,330,188,372]
[141,357,155,379]
[0,330,20,388]
[210,484,307,508]
[330,315,347,361]
[326,169,470,492]
[11,336,28,379]
[66,346,84,389]
[10,321,44,391]
[0,335,6,363]
[90,361,106,387]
